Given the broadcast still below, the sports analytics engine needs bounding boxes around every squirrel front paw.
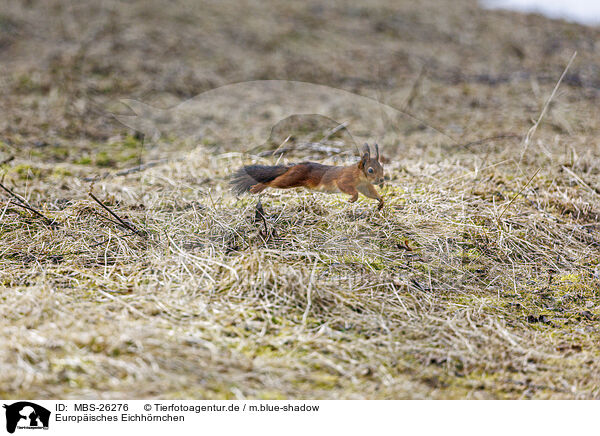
[348,193,358,203]
[377,200,384,210]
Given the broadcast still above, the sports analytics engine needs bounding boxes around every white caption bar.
[0,400,595,436]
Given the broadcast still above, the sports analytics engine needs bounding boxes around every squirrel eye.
[368,168,374,173]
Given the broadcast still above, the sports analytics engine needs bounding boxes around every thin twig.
[0,181,59,227]
[562,166,600,198]
[459,134,522,151]
[8,200,53,221]
[89,207,132,229]
[258,135,292,157]
[82,158,183,182]
[319,121,349,143]
[255,199,271,243]
[88,191,145,238]
[498,168,541,221]
[0,179,28,204]
[520,51,577,161]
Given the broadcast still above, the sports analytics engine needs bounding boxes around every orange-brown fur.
[231,143,385,210]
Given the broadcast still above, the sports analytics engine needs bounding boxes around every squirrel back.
[230,143,385,209]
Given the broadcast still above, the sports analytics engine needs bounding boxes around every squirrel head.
[358,143,384,186]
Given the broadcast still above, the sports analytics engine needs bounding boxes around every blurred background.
[1,0,599,160]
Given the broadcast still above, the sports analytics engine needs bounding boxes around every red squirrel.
[231,143,385,210]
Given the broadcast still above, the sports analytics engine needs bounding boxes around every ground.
[1,0,600,399]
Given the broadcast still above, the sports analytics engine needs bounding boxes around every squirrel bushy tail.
[230,164,289,194]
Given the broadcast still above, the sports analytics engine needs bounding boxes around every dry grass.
[1,0,600,399]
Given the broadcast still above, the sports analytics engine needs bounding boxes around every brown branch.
[81,158,184,182]
[254,199,274,243]
[498,168,541,221]
[88,191,146,238]
[0,181,59,227]
[89,207,130,229]
[459,134,522,151]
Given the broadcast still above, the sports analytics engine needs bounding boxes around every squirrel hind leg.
[249,183,268,194]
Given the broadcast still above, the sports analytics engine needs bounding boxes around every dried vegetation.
[1,0,600,398]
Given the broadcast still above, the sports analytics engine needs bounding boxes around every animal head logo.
[110,80,456,202]
[112,80,454,157]
[3,402,50,434]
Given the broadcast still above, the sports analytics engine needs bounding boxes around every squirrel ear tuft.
[374,143,380,160]
[362,143,371,158]
[358,152,368,169]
